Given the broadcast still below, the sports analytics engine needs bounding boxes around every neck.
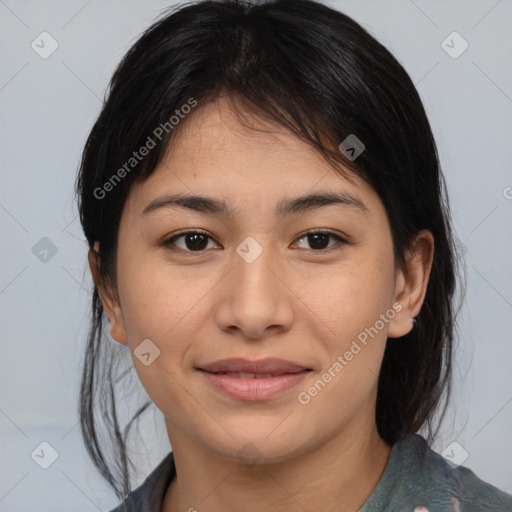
[162,416,391,512]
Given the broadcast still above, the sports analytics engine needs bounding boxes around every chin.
[201,425,315,466]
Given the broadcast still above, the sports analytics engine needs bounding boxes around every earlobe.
[107,316,129,346]
[87,245,129,345]
[387,230,434,339]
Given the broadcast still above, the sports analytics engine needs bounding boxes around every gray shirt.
[108,434,512,511]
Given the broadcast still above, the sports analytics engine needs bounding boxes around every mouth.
[196,358,312,401]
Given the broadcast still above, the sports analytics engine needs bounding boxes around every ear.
[387,230,434,338]
[88,243,129,345]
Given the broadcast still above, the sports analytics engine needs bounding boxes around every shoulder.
[107,451,175,512]
[393,434,512,512]
[448,462,512,511]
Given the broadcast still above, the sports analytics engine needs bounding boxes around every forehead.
[127,96,383,219]
[168,96,324,169]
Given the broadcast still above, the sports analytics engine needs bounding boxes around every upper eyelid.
[295,229,346,240]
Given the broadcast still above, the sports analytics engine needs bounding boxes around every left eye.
[163,230,346,253]
[294,231,346,251]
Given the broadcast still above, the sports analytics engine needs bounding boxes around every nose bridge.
[233,234,280,304]
[214,234,294,338]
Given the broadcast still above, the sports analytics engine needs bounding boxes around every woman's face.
[99,96,423,463]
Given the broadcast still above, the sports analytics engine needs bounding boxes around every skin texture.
[90,95,434,512]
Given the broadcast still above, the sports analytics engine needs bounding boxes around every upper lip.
[198,358,311,374]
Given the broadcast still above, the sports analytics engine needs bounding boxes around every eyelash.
[162,229,347,255]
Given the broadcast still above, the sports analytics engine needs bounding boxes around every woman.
[76,0,512,510]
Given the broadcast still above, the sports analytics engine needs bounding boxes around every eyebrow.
[141,191,369,218]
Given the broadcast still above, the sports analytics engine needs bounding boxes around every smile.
[199,368,311,401]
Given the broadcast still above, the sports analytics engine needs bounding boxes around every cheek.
[116,253,203,342]
[294,261,394,425]
[302,251,396,347]
[115,259,205,417]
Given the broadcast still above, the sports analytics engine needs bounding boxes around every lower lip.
[199,370,310,401]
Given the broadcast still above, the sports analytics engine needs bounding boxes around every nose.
[212,240,295,340]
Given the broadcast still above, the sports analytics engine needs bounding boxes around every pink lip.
[199,370,310,401]
[197,358,312,401]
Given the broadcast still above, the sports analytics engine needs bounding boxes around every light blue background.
[1,1,511,510]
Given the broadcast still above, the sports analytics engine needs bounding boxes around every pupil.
[186,233,208,251]
[309,233,328,250]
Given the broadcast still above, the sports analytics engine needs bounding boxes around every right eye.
[162,230,221,253]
